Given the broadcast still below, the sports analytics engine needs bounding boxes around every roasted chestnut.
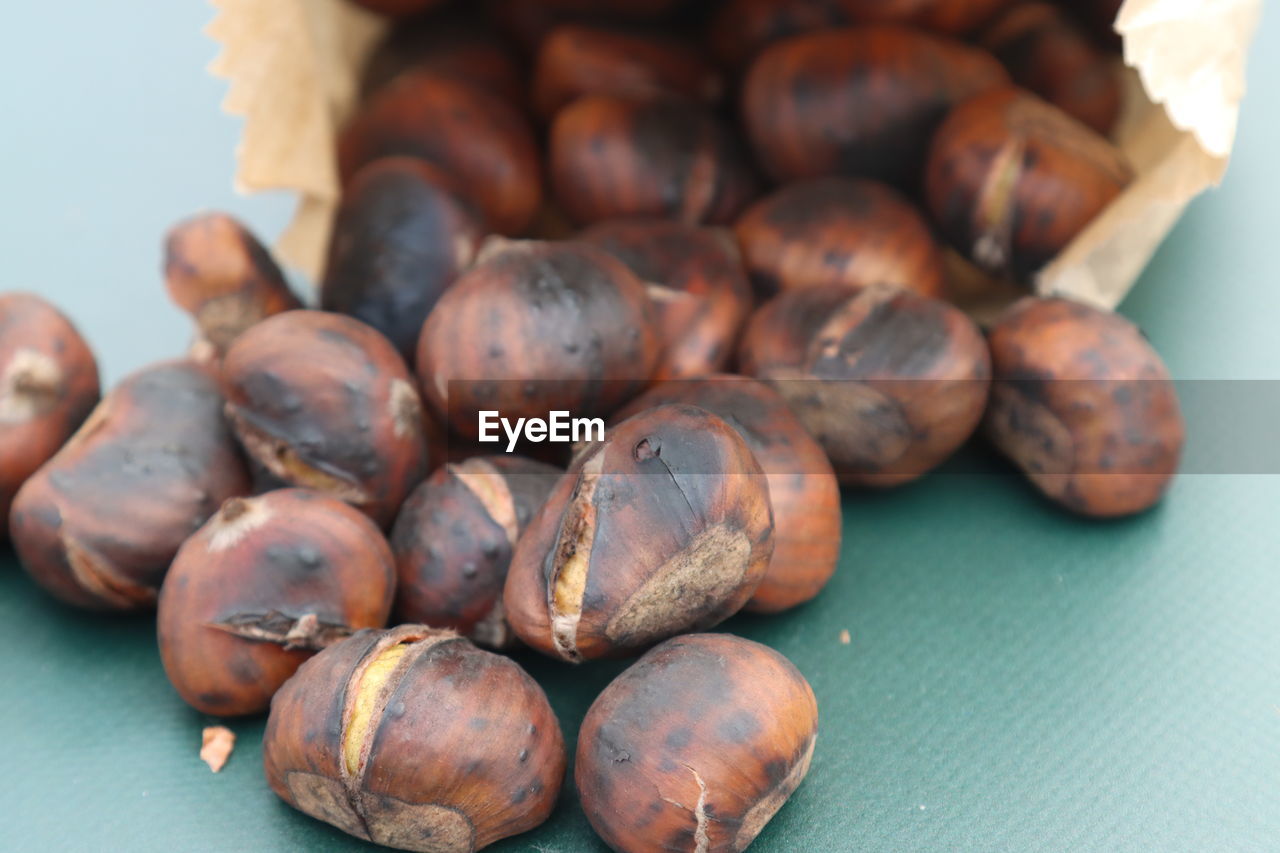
[708,0,852,71]
[985,296,1184,517]
[925,87,1133,284]
[389,455,561,647]
[741,26,1009,188]
[839,0,1014,34]
[157,489,395,716]
[416,239,659,440]
[614,376,841,612]
[734,177,946,299]
[10,361,250,610]
[222,310,428,527]
[980,2,1122,135]
[549,94,761,226]
[263,625,566,852]
[504,404,774,662]
[0,293,99,523]
[532,24,723,120]
[578,219,754,380]
[577,633,818,853]
[163,212,300,353]
[320,157,484,361]
[337,70,542,235]
[739,284,991,486]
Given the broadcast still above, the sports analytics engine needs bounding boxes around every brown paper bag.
[206,0,1260,311]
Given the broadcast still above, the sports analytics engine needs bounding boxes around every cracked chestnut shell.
[389,456,561,648]
[985,297,1184,517]
[338,69,542,235]
[532,24,723,120]
[263,625,566,853]
[734,177,946,299]
[577,633,818,853]
[739,284,991,486]
[925,87,1133,284]
[163,212,301,354]
[157,489,395,716]
[9,361,250,610]
[0,293,100,524]
[741,26,1009,188]
[222,310,429,527]
[577,219,754,381]
[504,403,774,662]
[549,94,761,227]
[321,157,484,361]
[614,376,840,613]
[416,239,659,441]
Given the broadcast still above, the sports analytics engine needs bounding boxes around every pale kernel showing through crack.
[343,642,411,776]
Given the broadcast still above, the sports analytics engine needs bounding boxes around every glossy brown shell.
[577,219,754,380]
[985,297,1184,517]
[549,94,761,226]
[925,87,1133,284]
[741,26,1009,188]
[614,376,841,612]
[338,70,542,235]
[389,456,561,647]
[734,177,946,299]
[263,625,566,853]
[163,212,300,352]
[9,360,250,610]
[157,489,395,716]
[222,310,429,527]
[415,240,660,440]
[0,293,100,523]
[504,404,774,661]
[577,633,818,853]
[739,284,991,486]
[321,157,484,361]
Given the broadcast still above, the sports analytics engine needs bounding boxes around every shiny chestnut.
[157,489,395,716]
[263,625,566,852]
[925,87,1133,284]
[985,296,1184,517]
[577,633,818,853]
[504,404,774,662]
[10,361,250,610]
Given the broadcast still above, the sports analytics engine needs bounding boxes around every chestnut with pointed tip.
[504,404,774,662]
[985,297,1184,517]
[338,70,542,235]
[389,456,561,648]
[742,26,1009,188]
[577,633,818,853]
[739,284,991,486]
[550,94,761,226]
[163,212,301,353]
[578,219,754,380]
[0,293,100,523]
[416,239,660,441]
[158,489,395,716]
[734,177,946,299]
[263,625,566,853]
[9,361,250,610]
[321,157,484,361]
[221,310,429,527]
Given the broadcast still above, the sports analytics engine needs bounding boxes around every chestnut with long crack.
[222,310,429,527]
[263,625,566,853]
[0,292,100,524]
[576,633,818,853]
[157,489,396,716]
[389,455,561,648]
[503,404,774,662]
[9,360,250,610]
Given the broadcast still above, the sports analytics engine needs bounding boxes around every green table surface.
[3,3,1279,852]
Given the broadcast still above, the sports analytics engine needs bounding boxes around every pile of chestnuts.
[3,1,1186,851]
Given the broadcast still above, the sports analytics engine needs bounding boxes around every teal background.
[1,3,1278,851]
